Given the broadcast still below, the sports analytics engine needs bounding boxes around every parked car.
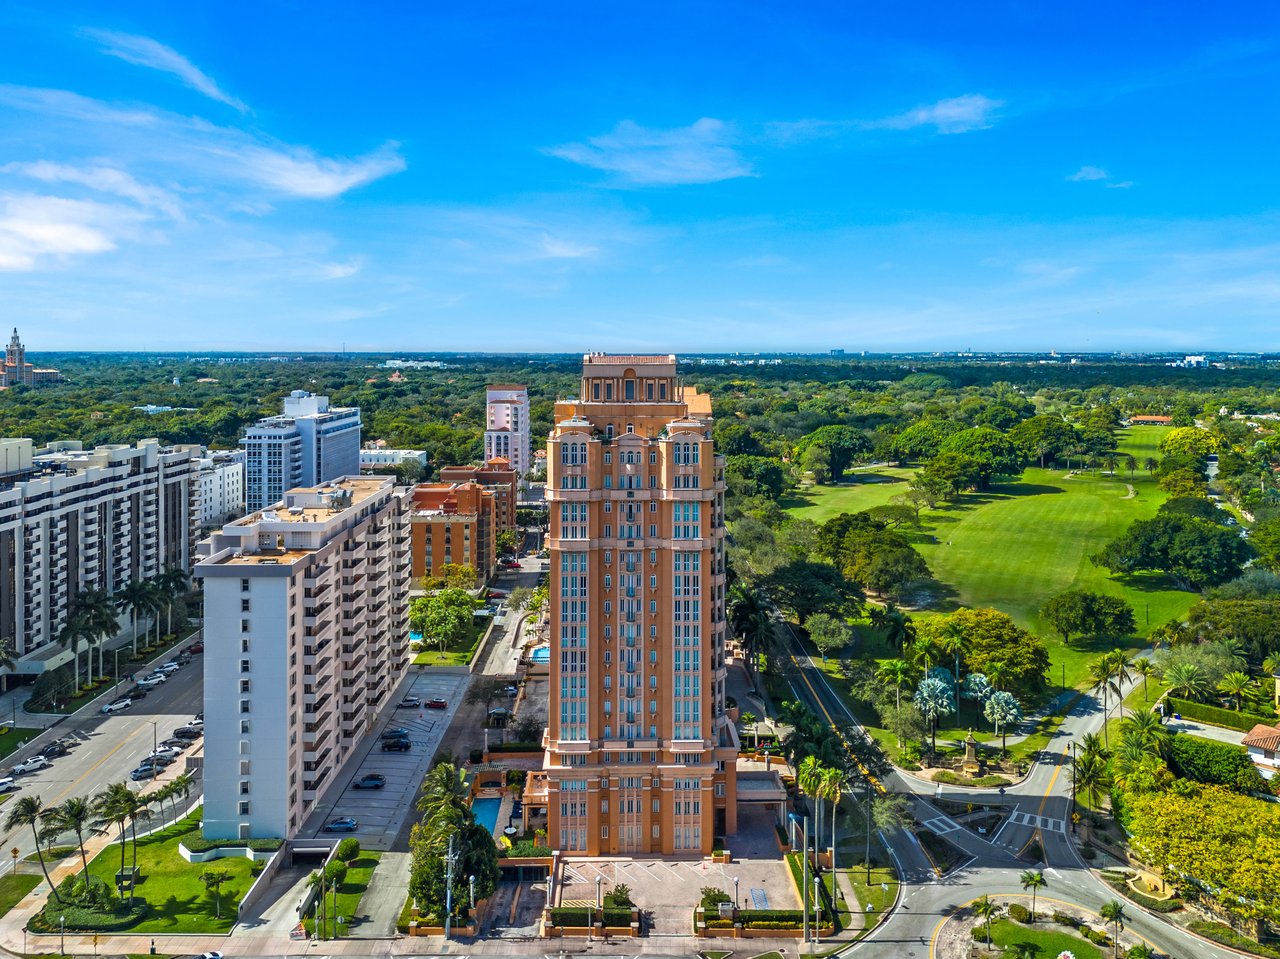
[150,746,181,760]
[195,952,224,959]
[172,726,202,740]
[488,707,511,719]
[185,642,204,654]
[500,561,520,569]
[353,774,386,790]
[426,698,448,710]
[381,738,411,752]
[142,671,167,684]
[488,590,507,599]
[101,699,132,715]
[187,717,205,728]
[324,817,359,832]
[397,696,420,709]
[129,767,156,781]
[160,738,191,751]
[381,727,410,740]
[41,743,69,759]
[504,685,519,696]
[135,677,164,690]
[0,777,17,793]
[12,756,50,775]
[157,662,182,674]
[126,685,148,699]
[138,755,173,770]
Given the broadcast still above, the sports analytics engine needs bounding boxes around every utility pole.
[801,815,809,943]
[864,779,873,884]
[443,833,458,940]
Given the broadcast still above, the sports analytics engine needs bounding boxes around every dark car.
[41,742,69,758]
[172,726,202,740]
[160,738,191,751]
[353,774,386,789]
[138,755,173,770]
[380,727,410,740]
[381,738,411,752]
[126,685,148,699]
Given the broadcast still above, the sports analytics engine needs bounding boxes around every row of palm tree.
[4,773,195,906]
[972,891,1131,958]
[796,756,844,860]
[54,568,188,697]
[728,584,774,676]
[1088,649,1134,742]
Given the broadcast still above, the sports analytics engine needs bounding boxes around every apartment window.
[606,383,614,401]
[650,575,657,588]
[603,601,611,614]
[650,625,657,638]
[606,424,614,438]
[239,781,250,795]
[603,452,612,465]
[650,650,657,663]
[604,501,612,513]
[240,620,250,633]
[240,680,251,693]
[241,639,250,653]
[601,799,609,813]
[649,501,657,513]
[239,760,251,775]
[660,382,667,399]
[241,598,251,612]
[604,575,611,589]
[238,801,250,815]
[649,524,657,537]
[604,551,612,564]
[240,720,250,734]
[646,382,654,400]
[240,659,250,673]
[593,382,601,400]
[650,600,657,613]
[650,551,657,563]
[652,825,660,838]
[715,783,726,797]
[653,799,661,813]
[626,422,634,432]
[240,578,250,592]
[240,699,251,714]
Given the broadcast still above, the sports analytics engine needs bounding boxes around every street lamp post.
[733,875,740,909]
[813,875,822,941]
[1069,740,1078,832]
[59,914,65,954]
[148,721,158,781]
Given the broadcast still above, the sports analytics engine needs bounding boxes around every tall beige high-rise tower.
[540,353,737,856]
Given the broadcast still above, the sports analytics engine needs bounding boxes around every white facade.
[484,385,530,486]
[359,448,428,470]
[241,391,361,512]
[0,438,199,673]
[194,450,246,529]
[196,475,410,840]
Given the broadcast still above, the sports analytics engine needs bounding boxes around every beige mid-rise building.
[535,353,736,857]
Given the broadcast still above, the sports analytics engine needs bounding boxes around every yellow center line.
[1017,742,1070,856]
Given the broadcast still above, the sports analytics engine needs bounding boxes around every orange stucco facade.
[540,353,737,857]
[408,480,498,583]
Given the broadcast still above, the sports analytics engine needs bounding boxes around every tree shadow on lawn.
[128,891,230,931]
[1104,570,1187,595]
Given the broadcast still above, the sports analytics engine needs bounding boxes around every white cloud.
[1,161,182,218]
[215,143,407,199]
[0,193,145,270]
[872,94,1002,134]
[547,118,753,186]
[86,29,248,113]
[1068,165,1110,181]
[0,85,158,126]
[1106,180,1134,189]
[316,258,362,280]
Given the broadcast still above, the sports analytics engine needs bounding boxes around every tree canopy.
[1092,514,1254,590]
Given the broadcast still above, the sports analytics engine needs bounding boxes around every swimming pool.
[530,645,550,664]
[410,631,423,643]
[473,797,502,835]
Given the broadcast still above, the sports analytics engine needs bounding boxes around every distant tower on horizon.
[0,327,62,387]
[484,384,531,487]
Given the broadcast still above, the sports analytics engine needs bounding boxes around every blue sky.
[2,3,1280,352]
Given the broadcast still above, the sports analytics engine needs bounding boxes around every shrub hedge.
[181,836,283,853]
[549,907,632,927]
[336,837,360,861]
[1167,698,1275,732]
[1169,733,1268,793]
[931,770,1012,788]
[1188,920,1280,958]
[1008,903,1032,923]
[1102,876,1184,913]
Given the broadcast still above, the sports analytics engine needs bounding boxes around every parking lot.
[300,670,469,849]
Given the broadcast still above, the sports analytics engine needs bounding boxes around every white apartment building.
[194,450,246,529]
[0,438,199,674]
[359,448,428,470]
[196,475,410,840]
[484,384,530,486]
[241,391,361,512]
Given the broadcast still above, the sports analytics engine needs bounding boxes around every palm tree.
[875,659,915,713]
[0,637,14,693]
[1071,752,1112,812]
[417,762,471,840]
[1089,656,1114,743]
[1105,650,1132,720]
[202,869,234,919]
[798,756,825,848]
[57,608,92,695]
[79,588,121,680]
[1131,658,1157,701]
[126,795,153,899]
[985,659,1008,691]
[1217,671,1254,711]
[167,771,194,823]
[6,796,61,903]
[1124,454,1137,478]
[116,579,154,657]
[819,765,844,864]
[1104,453,1119,476]
[871,603,916,654]
[972,894,1001,943]
[913,677,954,755]
[1100,899,1126,958]
[1163,662,1210,702]
[1006,944,1038,959]
[93,782,135,881]
[1079,731,1109,761]
[1019,870,1046,922]
[1143,456,1159,476]
[1264,652,1280,678]
[906,636,939,673]
[160,566,189,636]
[43,796,97,880]
[1121,709,1171,757]
[935,620,967,713]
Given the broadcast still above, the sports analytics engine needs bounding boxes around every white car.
[157,662,182,674]
[149,746,181,760]
[12,756,50,775]
[0,777,17,793]
[186,717,204,728]
[142,672,168,683]
[135,676,164,689]
[101,699,132,714]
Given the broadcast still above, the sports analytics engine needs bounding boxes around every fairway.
[780,468,914,523]
[784,431,1199,690]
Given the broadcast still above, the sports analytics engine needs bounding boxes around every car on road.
[187,717,204,728]
[397,696,420,708]
[129,767,157,781]
[138,756,173,770]
[500,561,520,569]
[172,726,202,740]
[324,817,359,832]
[185,642,204,655]
[0,777,16,793]
[426,698,448,710]
[488,590,507,599]
[160,738,191,751]
[504,685,519,696]
[381,738,411,752]
[12,756,51,775]
[195,952,224,959]
[150,746,181,760]
[41,743,69,758]
[126,685,148,699]
[353,774,386,789]
[142,671,167,684]
[381,726,410,739]
[135,676,164,690]
[157,662,182,674]
[101,698,132,714]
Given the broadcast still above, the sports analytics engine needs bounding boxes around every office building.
[1,328,62,387]
[0,438,198,675]
[358,447,428,471]
[531,354,736,857]
[194,450,246,529]
[484,385,530,486]
[408,480,499,583]
[196,475,410,840]
[241,391,361,512]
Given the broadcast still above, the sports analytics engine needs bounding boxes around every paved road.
[0,654,204,859]
[771,618,1242,959]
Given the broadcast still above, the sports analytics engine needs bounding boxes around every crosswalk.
[1007,810,1066,833]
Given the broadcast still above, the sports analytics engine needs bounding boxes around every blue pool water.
[530,646,550,664]
[473,797,502,835]
[410,631,422,642]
